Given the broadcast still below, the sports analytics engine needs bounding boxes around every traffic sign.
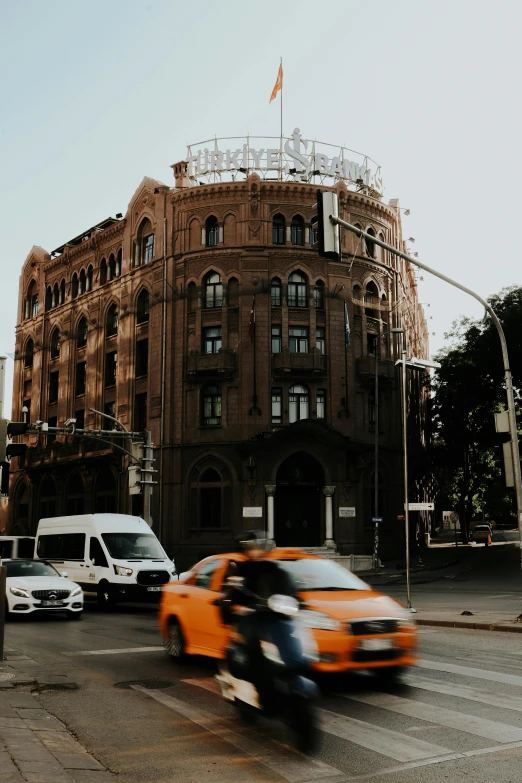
[450,511,459,523]
[407,502,435,511]
[372,517,383,523]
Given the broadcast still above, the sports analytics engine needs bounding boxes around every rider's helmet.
[234,529,269,554]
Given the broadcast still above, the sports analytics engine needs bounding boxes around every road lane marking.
[316,708,450,762]
[409,674,522,713]
[182,677,220,694]
[63,646,163,656]
[419,659,522,687]
[132,686,343,782]
[343,691,522,742]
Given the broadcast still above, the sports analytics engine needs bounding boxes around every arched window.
[187,281,197,312]
[25,281,38,319]
[189,462,231,529]
[291,215,304,246]
[108,254,116,281]
[365,281,379,317]
[272,214,285,245]
[45,286,52,311]
[136,290,150,324]
[116,249,122,276]
[66,474,85,516]
[137,218,154,265]
[377,233,385,263]
[106,304,118,337]
[270,278,282,307]
[87,265,93,291]
[52,283,59,308]
[310,217,318,246]
[201,385,222,426]
[39,476,57,519]
[60,279,65,305]
[100,258,107,285]
[313,280,325,309]
[50,328,60,359]
[79,269,86,295]
[71,273,79,300]
[289,384,309,423]
[365,227,376,258]
[24,339,34,368]
[227,277,239,308]
[77,317,88,348]
[204,271,223,309]
[206,216,219,248]
[94,470,117,513]
[287,271,307,308]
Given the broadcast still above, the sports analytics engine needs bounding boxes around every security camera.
[64,418,77,427]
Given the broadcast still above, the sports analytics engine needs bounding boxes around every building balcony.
[272,348,327,376]
[186,349,237,380]
[356,355,395,383]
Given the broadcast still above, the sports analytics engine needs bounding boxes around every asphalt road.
[5,592,522,783]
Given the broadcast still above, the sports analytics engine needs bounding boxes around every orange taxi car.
[159,549,417,675]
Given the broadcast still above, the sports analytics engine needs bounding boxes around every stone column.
[265,485,276,543]
[323,486,336,550]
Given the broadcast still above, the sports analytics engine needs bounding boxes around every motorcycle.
[216,586,320,753]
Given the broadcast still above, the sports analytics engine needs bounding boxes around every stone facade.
[8,169,429,570]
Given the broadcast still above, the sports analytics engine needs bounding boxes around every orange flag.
[270,63,283,102]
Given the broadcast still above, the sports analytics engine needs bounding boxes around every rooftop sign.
[186,128,383,194]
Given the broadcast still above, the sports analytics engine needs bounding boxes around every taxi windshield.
[101,533,166,560]
[275,558,368,592]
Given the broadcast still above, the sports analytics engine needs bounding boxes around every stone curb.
[416,618,522,633]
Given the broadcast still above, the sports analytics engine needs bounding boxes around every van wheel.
[165,618,185,662]
[97,582,116,610]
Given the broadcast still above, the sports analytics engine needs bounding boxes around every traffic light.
[314,190,340,261]
[0,420,28,461]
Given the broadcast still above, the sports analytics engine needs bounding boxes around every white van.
[35,514,176,608]
[0,536,36,560]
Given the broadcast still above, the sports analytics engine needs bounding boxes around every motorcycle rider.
[220,530,306,705]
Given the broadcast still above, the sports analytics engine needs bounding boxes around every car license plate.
[41,600,64,606]
[147,586,162,592]
[360,638,394,651]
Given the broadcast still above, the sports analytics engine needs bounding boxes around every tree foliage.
[431,286,521,541]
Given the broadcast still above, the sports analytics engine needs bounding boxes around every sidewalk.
[0,644,114,783]
[413,608,522,633]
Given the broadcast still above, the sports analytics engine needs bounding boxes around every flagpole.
[280,57,283,182]
[344,301,349,417]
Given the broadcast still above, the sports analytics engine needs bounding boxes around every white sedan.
[4,559,83,619]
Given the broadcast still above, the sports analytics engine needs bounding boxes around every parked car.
[159,548,418,676]
[472,525,492,546]
[4,559,83,619]
[0,537,35,559]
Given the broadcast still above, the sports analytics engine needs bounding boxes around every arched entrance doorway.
[275,452,324,547]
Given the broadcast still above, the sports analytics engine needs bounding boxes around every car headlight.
[10,587,30,598]
[71,586,82,597]
[299,610,341,631]
[397,617,417,632]
[114,565,133,577]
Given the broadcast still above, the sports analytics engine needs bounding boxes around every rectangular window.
[134,393,147,431]
[317,389,326,419]
[105,352,117,388]
[271,325,282,354]
[367,333,378,355]
[270,283,281,307]
[89,537,108,569]
[31,294,39,317]
[37,533,86,561]
[23,380,32,398]
[49,371,59,404]
[104,401,116,420]
[316,327,325,354]
[48,416,57,429]
[136,339,149,377]
[202,327,222,354]
[143,234,154,264]
[74,409,85,429]
[289,386,309,423]
[271,388,282,423]
[202,386,221,426]
[289,326,309,353]
[75,361,86,396]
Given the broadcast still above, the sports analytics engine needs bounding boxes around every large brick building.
[8,143,429,568]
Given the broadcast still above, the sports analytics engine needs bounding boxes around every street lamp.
[395,353,441,610]
[372,327,404,570]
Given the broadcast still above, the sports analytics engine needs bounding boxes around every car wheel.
[66,611,82,621]
[164,617,185,662]
[97,582,117,611]
[373,666,407,686]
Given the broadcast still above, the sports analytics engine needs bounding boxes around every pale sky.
[1,0,520,417]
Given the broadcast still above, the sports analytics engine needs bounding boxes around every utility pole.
[0,355,7,660]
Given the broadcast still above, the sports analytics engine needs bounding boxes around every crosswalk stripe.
[419,659,522,687]
[132,685,343,782]
[317,708,450,762]
[63,646,162,656]
[344,691,522,742]
[409,674,522,713]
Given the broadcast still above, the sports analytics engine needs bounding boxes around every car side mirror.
[61,572,68,578]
